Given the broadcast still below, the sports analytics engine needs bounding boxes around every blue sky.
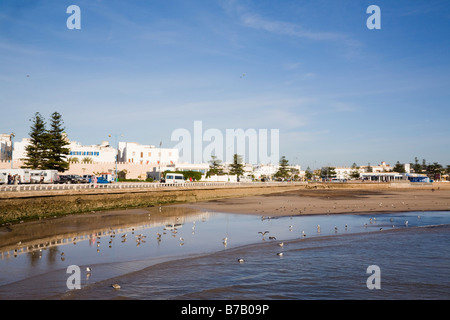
[1,0,449,168]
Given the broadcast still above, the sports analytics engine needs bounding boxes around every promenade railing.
[0,181,305,193]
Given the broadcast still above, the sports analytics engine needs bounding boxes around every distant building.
[147,162,209,181]
[67,140,117,163]
[0,134,13,161]
[11,138,30,161]
[118,142,178,165]
[10,138,117,163]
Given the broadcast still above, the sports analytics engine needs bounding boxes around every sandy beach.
[1,182,450,300]
[181,184,450,217]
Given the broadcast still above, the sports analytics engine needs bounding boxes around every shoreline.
[179,184,450,217]
[0,182,449,225]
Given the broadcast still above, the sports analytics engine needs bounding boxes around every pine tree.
[393,161,406,173]
[45,112,70,172]
[229,154,244,177]
[274,156,290,180]
[22,112,48,169]
[207,155,224,177]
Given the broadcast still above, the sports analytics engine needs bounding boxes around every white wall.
[118,142,179,165]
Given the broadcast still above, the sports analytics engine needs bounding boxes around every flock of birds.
[7,204,423,291]
[234,214,419,263]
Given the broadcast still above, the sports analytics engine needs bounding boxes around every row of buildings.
[1,135,299,180]
[0,134,430,182]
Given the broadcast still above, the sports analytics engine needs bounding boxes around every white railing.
[0,181,305,193]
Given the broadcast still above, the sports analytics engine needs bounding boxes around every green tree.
[274,156,290,180]
[350,163,360,179]
[305,166,313,180]
[207,155,224,177]
[164,170,202,181]
[427,162,443,179]
[45,112,70,172]
[321,166,336,179]
[412,157,422,173]
[229,154,244,177]
[81,157,93,164]
[22,112,48,169]
[393,161,406,173]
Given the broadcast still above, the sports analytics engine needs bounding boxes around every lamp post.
[10,132,15,169]
[109,134,123,182]
[159,141,162,182]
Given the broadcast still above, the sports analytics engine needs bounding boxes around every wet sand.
[181,185,450,216]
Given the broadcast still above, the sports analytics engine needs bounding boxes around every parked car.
[58,175,89,184]
[96,176,111,184]
[58,175,75,184]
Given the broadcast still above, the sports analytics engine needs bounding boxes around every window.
[148,152,151,157]
[141,152,143,158]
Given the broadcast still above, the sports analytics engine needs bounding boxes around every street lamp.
[109,134,123,182]
[159,141,162,182]
[10,132,15,169]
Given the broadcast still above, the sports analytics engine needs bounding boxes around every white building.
[9,138,118,163]
[11,138,29,161]
[0,134,13,161]
[146,162,209,181]
[67,140,117,163]
[251,163,301,180]
[118,142,178,165]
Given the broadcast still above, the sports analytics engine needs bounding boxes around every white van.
[0,169,31,184]
[0,172,7,185]
[165,173,185,184]
[30,170,59,184]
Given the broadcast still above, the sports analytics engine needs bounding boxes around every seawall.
[0,182,447,225]
[0,183,304,224]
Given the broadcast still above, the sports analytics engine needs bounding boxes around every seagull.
[258,231,270,239]
[276,252,283,257]
[111,284,121,290]
[237,258,244,263]
[278,242,284,247]
[268,236,277,240]
[86,267,92,273]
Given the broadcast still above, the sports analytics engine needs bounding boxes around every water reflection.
[1,207,449,299]
[0,206,208,266]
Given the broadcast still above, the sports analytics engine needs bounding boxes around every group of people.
[7,173,22,185]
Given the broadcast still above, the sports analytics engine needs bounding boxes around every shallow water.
[0,209,449,299]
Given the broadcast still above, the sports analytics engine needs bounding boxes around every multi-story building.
[10,138,117,163]
[67,140,117,163]
[118,142,178,165]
